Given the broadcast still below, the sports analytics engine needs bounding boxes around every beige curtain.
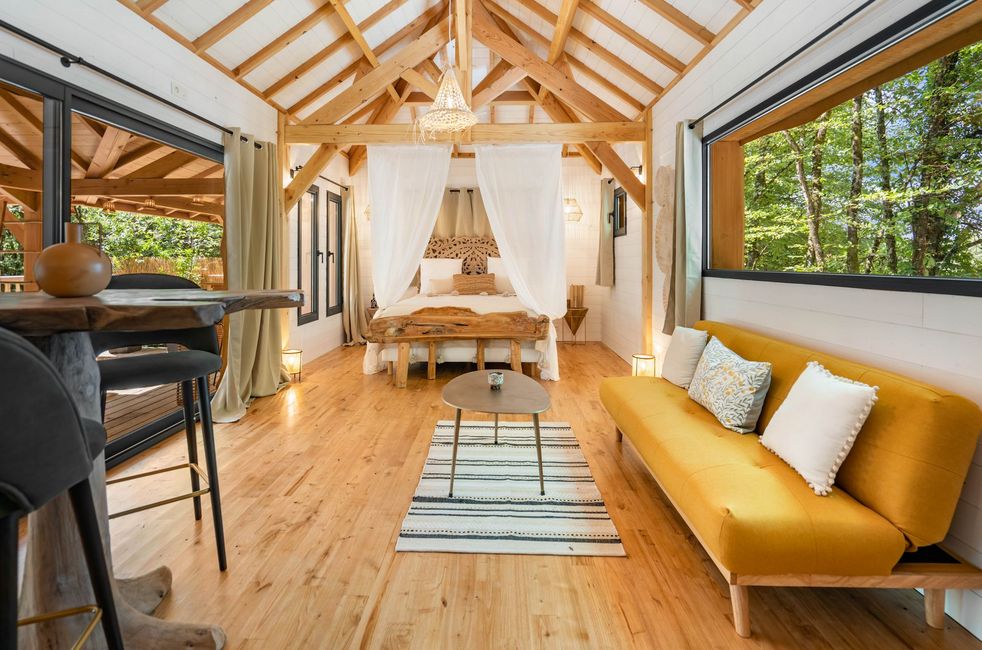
[433,189,457,237]
[595,178,615,286]
[432,189,492,237]
[341,186,368,345]
[211,129,287,423]
[664,121,704,332]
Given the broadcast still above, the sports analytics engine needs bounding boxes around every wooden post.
[396,342,410,388]
[510,340,522,372]
[476,340,486,370]
[427,342,437,380]
[642,108,654,354]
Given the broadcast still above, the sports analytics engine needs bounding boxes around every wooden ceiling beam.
[86,127,131,178]
[547,0,579,64]
[400,69,440,99]
[637,0,715,45]
[262,0,409,99]
[455,0,473,103]
[136,0,168,12]
[472,61,527,110]
[0,162,41,191]
[233,2,335,78]
[330,0,401,102]
[192,0,276,53]
[474,1,627,122]
[284,145,339,212]
[483,1,643,112]
[124,150,198,179]
[286,121,646,145]
[0,89,87,172]
[72,177,223,196]
[642,1,759,114]
[578,0,684,73]
[0,125,39,170]
[513,0,662,95]
[301,17,450,126]
[109,143,166,178]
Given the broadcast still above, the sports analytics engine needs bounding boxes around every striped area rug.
[395,421,625,556]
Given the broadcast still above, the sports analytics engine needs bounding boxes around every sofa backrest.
[695,320,982,550]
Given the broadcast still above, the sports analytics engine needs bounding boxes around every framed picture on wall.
[613,187,627,238]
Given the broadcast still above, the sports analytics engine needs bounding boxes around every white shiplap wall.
[644,0,981,637]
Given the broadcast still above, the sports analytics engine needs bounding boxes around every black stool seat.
[99,350,222,391]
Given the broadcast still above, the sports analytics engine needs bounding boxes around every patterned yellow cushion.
[688,337,772,433]
[453,273,497,295]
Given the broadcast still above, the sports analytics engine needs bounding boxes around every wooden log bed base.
[367,306,551,388]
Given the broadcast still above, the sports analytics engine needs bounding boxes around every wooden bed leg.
[925,588,946,629]
[615,427,623,442]
[476,340,485,370]
[396,342,410,389]
[729,585,750,638]
[510,340,522,372]
[531,362,540,379]
[427,342,437,380]
[386,361,393,376]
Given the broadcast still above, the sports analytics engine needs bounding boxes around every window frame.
[325,189,343,317]
[297,184,320,325]
[701,0,982,298]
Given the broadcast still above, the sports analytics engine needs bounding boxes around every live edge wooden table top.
[3,288,301,650]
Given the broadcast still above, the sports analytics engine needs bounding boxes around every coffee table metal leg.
[494,413,499,445]
[533,413,544,496]
[449,409,462,497]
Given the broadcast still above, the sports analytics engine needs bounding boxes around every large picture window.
[705,5,981,295]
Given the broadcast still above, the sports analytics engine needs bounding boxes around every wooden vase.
[34,222,113,297]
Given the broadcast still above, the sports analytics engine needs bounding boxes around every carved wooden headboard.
[424,236,499,274]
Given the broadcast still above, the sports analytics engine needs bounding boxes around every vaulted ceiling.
[117,0,760,204]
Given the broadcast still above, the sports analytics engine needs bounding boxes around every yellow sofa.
[600,321,982,637]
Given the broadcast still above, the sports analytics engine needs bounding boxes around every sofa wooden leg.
[925,588,946,629]
[729,585,750,638]
[615,427,623,442]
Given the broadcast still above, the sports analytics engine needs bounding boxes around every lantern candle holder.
[283,349,303,382]
[632,353,656,378]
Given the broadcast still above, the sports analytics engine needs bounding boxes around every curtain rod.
[0,18,261,149]
[689,0,877,129]
[317,174,348,190]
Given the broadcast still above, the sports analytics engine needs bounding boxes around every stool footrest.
[18,605,102,650]
[107,462,210,520]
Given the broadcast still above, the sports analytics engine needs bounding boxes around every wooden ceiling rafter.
[578,0,684,74]
[637,0,716,45]
[233,1,335,78]
[329,0,401,102]
[192,0,276,54]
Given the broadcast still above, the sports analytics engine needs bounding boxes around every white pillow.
[760,361,878,496]
[661,326,708,388]
[425,277,454,295]
[420,258,462,292]
[486,257,514,294]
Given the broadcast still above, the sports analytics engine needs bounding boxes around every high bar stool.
[91,273,226,571]
[0,327,125,650]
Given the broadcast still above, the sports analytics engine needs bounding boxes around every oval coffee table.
[441,369,551,497]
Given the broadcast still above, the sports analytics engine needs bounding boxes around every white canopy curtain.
[475,144,565,380]
[363,144,452,374]
[211,129,287,422]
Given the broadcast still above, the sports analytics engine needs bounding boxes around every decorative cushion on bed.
[420,258,462,291]
[486,257,515,294]
[453,273,496,295]
[425,277,455,295]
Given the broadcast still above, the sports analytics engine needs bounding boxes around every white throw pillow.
[420,258,462,292]
[760,361,878,496]
[425,277,454,295]
[688,337,771,433]
[661,326,709,388]
[486,257,514,294]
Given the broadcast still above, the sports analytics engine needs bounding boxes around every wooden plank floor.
[106,343,981,649]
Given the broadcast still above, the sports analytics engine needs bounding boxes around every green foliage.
[743,42,981,277]
[76,206,223,283]
[1,205,26,277]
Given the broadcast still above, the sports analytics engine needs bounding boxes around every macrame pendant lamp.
[414,0,477,141]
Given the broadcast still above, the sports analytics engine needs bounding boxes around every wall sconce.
[283,349,303,382]
[563,198,583,222]
[632,353,656,377]
[630,164,643,180]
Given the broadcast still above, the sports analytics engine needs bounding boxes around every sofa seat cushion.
[599,377,907,576]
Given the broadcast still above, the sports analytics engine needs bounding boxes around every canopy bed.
[363,144,565,388]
